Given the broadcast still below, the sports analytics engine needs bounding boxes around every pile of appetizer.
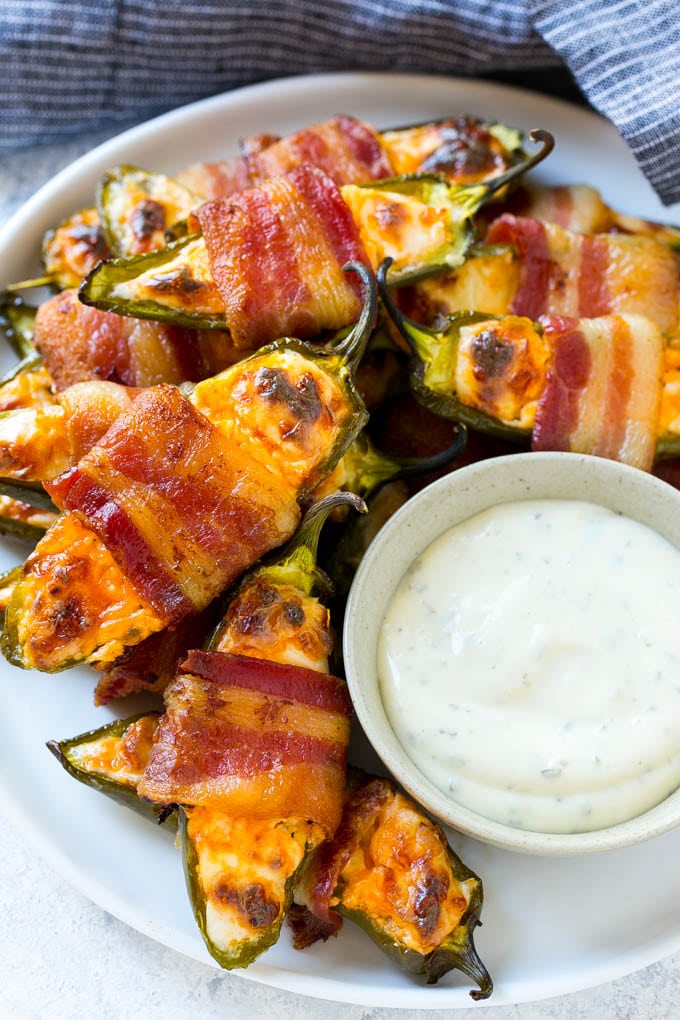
[1,110,679,997]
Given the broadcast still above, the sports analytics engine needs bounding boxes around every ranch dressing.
[378,499,680,834]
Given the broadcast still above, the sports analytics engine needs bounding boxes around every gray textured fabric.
[529,0,680,205]
[1,1,678,203]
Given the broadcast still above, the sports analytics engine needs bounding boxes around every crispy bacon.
[177,117,389,202]
[46,385,300,624]
[485,215,555,319]
[296,776,391,928]
[57,381,140,466]
[496,184,614,234]
[532,314,664,469]
[484,214,679,333]
[247,116,392,187]
[33,289,237,390]
[176,155,253,200]
[138,651,351,834]
[194,165,371,349]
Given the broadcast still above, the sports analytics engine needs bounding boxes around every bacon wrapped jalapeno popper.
[378,261,676,471]
[403,213,680,336]
[290,773,492,997]
[79,134,553,342]
[177,113,526,200]
[51,494,360,968]
[2,263,376,673]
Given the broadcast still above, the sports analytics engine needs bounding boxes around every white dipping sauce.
[378,499,680,833]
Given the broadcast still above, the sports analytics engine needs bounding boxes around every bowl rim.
[343,450,680,856]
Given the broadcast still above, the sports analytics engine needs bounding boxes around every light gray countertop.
[1,126,680,1020]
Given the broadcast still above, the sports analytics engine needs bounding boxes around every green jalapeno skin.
[0,514,51,542]
[0,478,58,513]
[0,564,25,626]
[378,255,527,437]
[0,294,42,384]
[0,479,58,541]
[0,293,39,361]
[323,480,411,614]
[336,832,490,993]
[79,233,223,329]
[319,428,468,607]
[46,712,174,827]
[379,261,680,458]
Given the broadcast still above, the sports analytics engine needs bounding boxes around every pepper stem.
[6,275,55,292]
[388,425,468,479]
[377,258,438,363]
[0,293,39,360]
[0,352,43,386]
[267,491,367,595]
[481,128,555,201]
[327,262,378,373]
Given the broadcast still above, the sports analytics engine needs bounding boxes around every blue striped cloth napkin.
[1,1,679,204]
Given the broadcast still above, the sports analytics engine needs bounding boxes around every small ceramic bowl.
[344,451,680,855]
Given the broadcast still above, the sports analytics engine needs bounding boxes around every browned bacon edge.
[195,164,371,349]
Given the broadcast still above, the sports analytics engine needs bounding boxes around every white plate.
[1,72,680,1011]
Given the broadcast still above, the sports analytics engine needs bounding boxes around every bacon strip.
[296,776,391,928]
[485,215,552,319]
[577,234,610,317]
[178,117,390,202]
[57,381,140,465]
[532,314,664,469]
[485,214,678,334]
[176,155,253,200]
[182,649,352,714]
[247,116,392,187]
[194,165,371,349]
[138,651,351,834]
[46,385,300,623]
[33,289,236,390]
[499,184,614,234]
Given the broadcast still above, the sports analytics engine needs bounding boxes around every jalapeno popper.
[402,213,680,336]
[2,264,376,673]
[379,261,679,471]
[177,113,527,199]
[168,494,360,968]
[290,772,492,997]
[79,134,553,343]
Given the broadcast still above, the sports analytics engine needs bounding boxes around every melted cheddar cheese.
[339,790,475,956]
[186,809,325,962]
[7,514,165,671]
[110,237,225,317]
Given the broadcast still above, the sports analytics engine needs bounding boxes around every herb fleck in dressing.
[378,499,680,834]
